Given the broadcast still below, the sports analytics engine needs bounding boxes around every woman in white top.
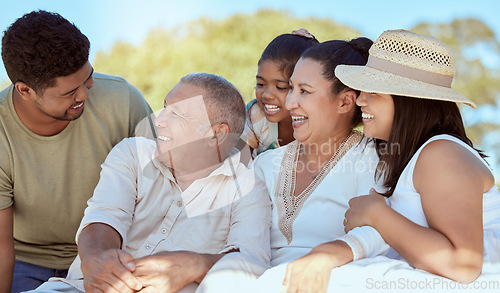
[198,37,390,293]
[247,37,401,288]
[276,29,500,293]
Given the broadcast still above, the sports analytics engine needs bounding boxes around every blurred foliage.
[93,9,361,111]
[93,10,500,183]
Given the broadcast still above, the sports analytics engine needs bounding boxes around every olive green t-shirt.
[0,73,154,269]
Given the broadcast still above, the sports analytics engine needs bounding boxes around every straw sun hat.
[335,29,476,108]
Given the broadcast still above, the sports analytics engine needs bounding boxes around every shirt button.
[145,244,151,250]
[161,228,167,234]
[176,200,183,207]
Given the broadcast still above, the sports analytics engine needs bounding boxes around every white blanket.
[254,256,500,293]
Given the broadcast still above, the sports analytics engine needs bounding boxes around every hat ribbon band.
[366,56,453,88]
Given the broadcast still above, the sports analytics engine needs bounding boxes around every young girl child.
[279,29,500,292]
[241,29,319,158]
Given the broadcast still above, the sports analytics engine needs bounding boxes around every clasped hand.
[133,251,201,292]
[82,250,200,293]
[344,188,387,233]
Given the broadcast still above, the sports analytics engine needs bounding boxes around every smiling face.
[154,82,214,167]
[286,58,346,145]
[33,62,94,121]
[356,92,395,141]
[255,60,291,123]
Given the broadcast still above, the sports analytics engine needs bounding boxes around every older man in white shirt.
[29,73,271,293]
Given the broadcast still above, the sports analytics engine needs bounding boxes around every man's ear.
[337,89,357,114]
[14,81,36,101]
[209,123,230,145]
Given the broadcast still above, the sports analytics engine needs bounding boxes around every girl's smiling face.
[255,60,291,123]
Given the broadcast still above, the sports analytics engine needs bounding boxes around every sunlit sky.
[1,0,500,82]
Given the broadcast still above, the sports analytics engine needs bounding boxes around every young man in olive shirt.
[0,10,154,292]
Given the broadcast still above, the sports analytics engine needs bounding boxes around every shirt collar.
[151,151,176,182]
[206,148,242,178]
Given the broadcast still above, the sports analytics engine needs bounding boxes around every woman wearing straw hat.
[279,29,500,293]
[338,29,500,280]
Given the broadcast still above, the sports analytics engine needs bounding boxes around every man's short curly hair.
[1,10,90,94]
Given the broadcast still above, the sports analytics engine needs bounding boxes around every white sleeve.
[337,226,390,260]
[221,165,272,265]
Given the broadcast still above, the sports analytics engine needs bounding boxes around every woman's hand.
[282,251,335,293]
[281,241,354,293]
[344,188,388,233]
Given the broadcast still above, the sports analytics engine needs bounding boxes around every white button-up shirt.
[60,137,271,290]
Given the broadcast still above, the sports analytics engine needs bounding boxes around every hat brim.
[335,65,476,108]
